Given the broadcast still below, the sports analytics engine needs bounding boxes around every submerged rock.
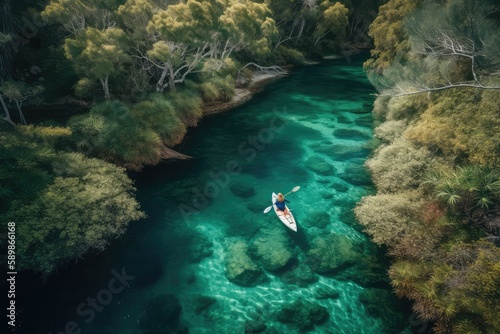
[224,239,267,286]
[249,227,294,271]
[305,156,335,176]
[331,197,357,209]
[330,145,371,161]
[321,192,334,199]
[247,201,264,213]
[230,182,256,198]
[244,320,267,333]
[307,234,363,274]
[275,298,329,330]
[333,128,371,141]
[338,166,373,186]
[138,294,187,334]
[188,232,214,263]
[192,295,217,314]
[314,287,341,300]
[281,262,318,287]
[332,182,349,193]
[225,214,262,240]
[337,114,352,124]
[354,115,374,127]
[303,211,330,229]
[335,254,390,288]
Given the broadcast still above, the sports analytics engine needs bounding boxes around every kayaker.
[275,193,290,215]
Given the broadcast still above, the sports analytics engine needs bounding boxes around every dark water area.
[13,54,413,334]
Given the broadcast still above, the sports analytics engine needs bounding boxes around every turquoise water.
[15,56,411,333]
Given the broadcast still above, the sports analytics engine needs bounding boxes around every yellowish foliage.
[406,89,500,166]
[364,0,422,72]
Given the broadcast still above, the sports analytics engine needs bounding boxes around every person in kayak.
[275,193,290,215]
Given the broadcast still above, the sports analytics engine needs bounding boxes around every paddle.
[263,186,300,213]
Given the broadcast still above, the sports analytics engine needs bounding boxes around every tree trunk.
[156,63,169,91]
[100,76,110,100]
[0,94,15,126]
[15,100,27,124]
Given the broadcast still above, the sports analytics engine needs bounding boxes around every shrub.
[367,138,440,193]
[131,94,187,147]
[374,119,407,143]
[69,100,164,169]
[386,94,428,121]
[406,89,500,166]
[355,191,426,246]
[167,89,203,127]
[74,78,95,99]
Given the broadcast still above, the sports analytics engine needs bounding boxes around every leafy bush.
[74,78,95,99]
[367,138,440,193]
[131,94,187,147]
[374,119,407,143]
[406,89,500,165]
[167,89,203,127]
[69,100,164,170]
[385,94,428,121]
[354,191,426,246]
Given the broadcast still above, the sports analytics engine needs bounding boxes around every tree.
[364,0,422,72]
[0,81,44,125]
[7,152,144,275]
[313,1,349,48]
[64,27,130,99]
[142,0,277,91]
[373,0,500,96]
[42,0,120,34]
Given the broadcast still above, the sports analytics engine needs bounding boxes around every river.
[15,55,411,334]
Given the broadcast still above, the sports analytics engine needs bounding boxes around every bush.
[367,138,440,193]
[74,78,95,99]
[69,100,164,169]
[167,89,203,127]
[355,191,426,246]
[374,119,407,143]
[131,94,187,147]
[372,95,391,117]
[386,94,428,121]
[406,89,500,166]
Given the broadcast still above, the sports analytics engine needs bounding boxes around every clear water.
[14,55,411,334]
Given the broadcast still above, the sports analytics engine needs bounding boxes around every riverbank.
[202,71,286,116]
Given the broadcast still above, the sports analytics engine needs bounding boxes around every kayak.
[272,192,297,232]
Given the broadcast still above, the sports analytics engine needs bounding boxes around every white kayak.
[272,192,297,232]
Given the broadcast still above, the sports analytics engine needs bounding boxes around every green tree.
[313,1,349,48]
[364,0,422,72]
[42,0,121,34]
[144,0,277,91]
[7,152,144,274]
[0,81,44,125]
[64,27,130,99]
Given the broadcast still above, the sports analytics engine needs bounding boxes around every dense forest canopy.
[359,0,500,333]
